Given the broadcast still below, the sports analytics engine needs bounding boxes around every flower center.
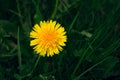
[44,31,57,42]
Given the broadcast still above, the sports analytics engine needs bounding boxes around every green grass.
[0,0,120,80]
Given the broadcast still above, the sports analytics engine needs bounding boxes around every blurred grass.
[0,0,120,80]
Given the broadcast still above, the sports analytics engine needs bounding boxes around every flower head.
[30,20,67,57]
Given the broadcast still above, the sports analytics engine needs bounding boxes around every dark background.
[0,0,120,80]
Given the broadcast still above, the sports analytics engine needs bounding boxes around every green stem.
[16,0,23,25]
[71,47,88,78]
[68,12,79,33]
[27,56,41,77]
[17,27,22,73]
[51,0,59,19]
[73,57,109,80]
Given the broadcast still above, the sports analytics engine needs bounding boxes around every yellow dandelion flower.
[30,20,67,57]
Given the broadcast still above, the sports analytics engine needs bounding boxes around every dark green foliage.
[0,0,120,80]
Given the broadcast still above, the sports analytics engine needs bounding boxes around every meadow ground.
[0,0,120,80]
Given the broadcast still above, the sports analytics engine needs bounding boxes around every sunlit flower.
[30,20,67,57]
